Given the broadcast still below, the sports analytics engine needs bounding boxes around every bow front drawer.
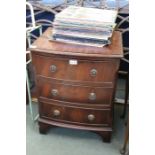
[32,54,118,83]
[39,100,111,127]
[37,77,113,105]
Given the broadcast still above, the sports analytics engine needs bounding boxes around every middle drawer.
[37,77,113,105]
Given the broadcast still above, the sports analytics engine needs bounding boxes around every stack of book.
[52,6,118,47]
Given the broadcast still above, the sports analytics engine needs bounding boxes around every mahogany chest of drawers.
[30,27,123,142]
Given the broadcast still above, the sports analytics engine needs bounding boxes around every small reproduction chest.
[30,27,123,142]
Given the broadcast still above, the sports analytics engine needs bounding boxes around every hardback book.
[52,34,111,47]
[51,37,107,47]
[55,6,118,26]
[53,22,114,32]
[53,21,115,30]
[52,29,111,40]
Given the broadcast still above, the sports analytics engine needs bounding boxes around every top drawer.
[32,55,119,82]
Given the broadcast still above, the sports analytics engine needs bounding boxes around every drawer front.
[38,78,113,105]
[39,101,111,126]
[32,55,118,82]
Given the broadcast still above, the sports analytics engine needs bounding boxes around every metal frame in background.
[26,2,43,121]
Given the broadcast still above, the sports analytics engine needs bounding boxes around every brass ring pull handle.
[90,69,97,77]
[89,92,96,101]
[51,89,59,96]
[88,114,95,121]
[50,65,57,72]
[53,109,60,117]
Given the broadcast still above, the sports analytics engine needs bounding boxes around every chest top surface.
[30,27,123,58]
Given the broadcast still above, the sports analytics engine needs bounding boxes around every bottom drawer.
[39,100,112,127]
